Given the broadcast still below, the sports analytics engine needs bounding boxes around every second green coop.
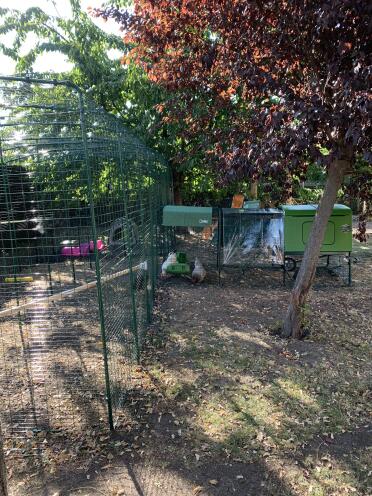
[282,204,353,284]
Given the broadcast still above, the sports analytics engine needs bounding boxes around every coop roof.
[281,204,351,216]
[162,205,213,227]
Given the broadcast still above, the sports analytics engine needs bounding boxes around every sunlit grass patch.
[269,451,370,496]
[146,247,372,494]
[275,378,318,407]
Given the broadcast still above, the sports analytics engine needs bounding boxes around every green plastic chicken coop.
[282,204,352,253]
[281,204,353,284]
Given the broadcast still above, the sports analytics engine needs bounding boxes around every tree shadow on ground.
[4,239,372,495]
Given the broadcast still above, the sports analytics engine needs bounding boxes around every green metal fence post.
[116,125,140,363]
[1,144,20,282]
[218,207,222,284]
[77,91,114,431]
[148,169,159,319]
[138,158,152,327]
[144,181,153,324]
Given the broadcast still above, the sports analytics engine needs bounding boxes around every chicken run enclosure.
[0,76,173,447]
[164,205,352,286]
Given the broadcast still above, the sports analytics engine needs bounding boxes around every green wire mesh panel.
[0,76,172,448]
[220,209,284,267]
[170,208,219,284]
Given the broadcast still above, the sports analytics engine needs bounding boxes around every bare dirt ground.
[4,233,372,496]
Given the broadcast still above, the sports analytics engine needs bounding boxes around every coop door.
[302,220,335,247]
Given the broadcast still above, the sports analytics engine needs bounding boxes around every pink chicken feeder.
[61,239,106,258]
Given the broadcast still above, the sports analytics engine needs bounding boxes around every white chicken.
[161,252,177,277]
[192,257,206,283]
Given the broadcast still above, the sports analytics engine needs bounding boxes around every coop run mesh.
[219,208,284,268]
[0,76,173,447]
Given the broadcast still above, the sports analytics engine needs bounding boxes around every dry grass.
[4,235,372,495]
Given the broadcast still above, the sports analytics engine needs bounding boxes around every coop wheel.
[284,257,296,272]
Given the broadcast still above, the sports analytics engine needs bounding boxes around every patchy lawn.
[6,235,372,496]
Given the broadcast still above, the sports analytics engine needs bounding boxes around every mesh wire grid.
[171,211,219,284]
[219,208,351,286]
[0,76,172,448]
[283,252,352,287]
[220,208,284,268]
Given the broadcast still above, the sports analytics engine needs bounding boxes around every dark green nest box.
[162,205,213,227]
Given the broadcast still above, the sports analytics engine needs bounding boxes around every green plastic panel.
[302,220,335,245]
[243,200,261,209]
[162,205,212,227]
[281,204,351,216]
[282,204,352,253]
[166,263,191,274]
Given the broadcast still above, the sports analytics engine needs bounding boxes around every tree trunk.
[0,423,7,496]
[282,157,350,338]
[250,180,258,199]
[172,169,184,205]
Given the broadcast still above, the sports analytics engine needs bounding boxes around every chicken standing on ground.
[161,252,177,277]
[192,257,206,283]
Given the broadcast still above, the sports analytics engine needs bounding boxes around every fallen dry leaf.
[256,431,265,442]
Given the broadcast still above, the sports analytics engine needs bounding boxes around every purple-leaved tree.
[95,0,371,338]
